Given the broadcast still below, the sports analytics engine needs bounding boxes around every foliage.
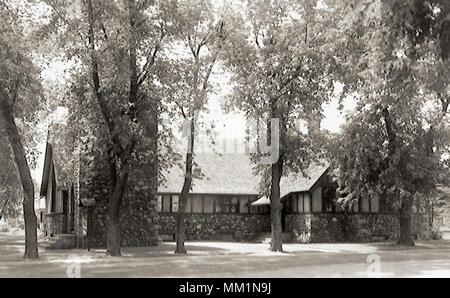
[0,127,22,220]
[329,0,449,214]
[223,0,353,193]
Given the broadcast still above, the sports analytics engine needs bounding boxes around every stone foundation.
[286,212,434,243]
[155,213,271,241]
[43,213,66,237]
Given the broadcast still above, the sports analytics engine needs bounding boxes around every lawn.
[1,231,450,278]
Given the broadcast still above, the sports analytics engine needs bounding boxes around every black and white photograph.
[0,0,449,281]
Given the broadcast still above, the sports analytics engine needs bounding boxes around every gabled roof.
[159,153,260,195]
[250,164,329,206]
[40,124,74,196]
[158,153,329,198]
[279,164,328,198]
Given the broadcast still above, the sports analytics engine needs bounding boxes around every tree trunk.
[175,189,188,253]
[397,196,415,246]
[106,215,121,256]
[175,119,195,254]
[0,102,38,259]
[269,159,283,252]
[106,170,129,256]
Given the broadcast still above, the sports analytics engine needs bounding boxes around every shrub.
[0,221,9,233]
[430,227,442,240]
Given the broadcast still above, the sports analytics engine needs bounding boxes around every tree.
[223,0,352,251]
[160,0,231,254]
[0,124,22,221]
[0,0,44,259]
[40,0,176,255]
[331,0,449,246]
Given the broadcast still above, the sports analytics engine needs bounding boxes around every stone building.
[39,125,438,248]
[155,153,437,243]
[39,123,159,249]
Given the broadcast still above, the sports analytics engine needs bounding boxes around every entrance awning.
[250,196,270,206]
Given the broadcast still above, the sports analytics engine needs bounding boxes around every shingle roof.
[158,153,328,197]
[279,164,328,197]
[158,153,260,195]
[40,124,75,196]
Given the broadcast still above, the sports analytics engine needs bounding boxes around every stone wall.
[155,213,271,241]
[286,212,434,243]
[439,205,450,229]
[43,213,66,237]
[78,153,159,248]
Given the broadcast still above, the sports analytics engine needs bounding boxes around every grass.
[1,231,450,277]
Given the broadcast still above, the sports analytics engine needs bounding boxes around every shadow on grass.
[0,233,25,259]
[87,242,231,258]
[369,238,450,251]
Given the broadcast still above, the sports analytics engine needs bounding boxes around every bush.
[0,221,9,233]
[0,217,25,233]
[431,227,442,240]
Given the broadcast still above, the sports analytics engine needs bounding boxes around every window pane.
[304,193,311,213]
[371,195,379,213]
[298,194,304,213]
[222,197,231,213]
[203,196,214,213]
[239,197,249,214]
[249,204,258,214]
[162,195,171,212]
[172,195,179,213]
[312,187,322,212]
[192,195,202,213]
[231,197,238,213]
[157,195,162,212]
[292,195,298,213]
[215,197,223,213]
[352,200,359,212]
[185,197,192,213]
[361,197,369,212]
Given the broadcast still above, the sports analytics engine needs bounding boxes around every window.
[162,195,171,212]
[297,194,304,213]
[172,195,179,212]
[292,194,298,213]
[303,193,311,213]
[203,196,214,213]
[312,188,322,212]
[292,193,313,213]
[352,200,359,212]
[223,197,232,213]
[215,197,223,213]
[185,197,192,213]
[157,195,162,212]
[239,197,249,214]
[361,196,370,213]
[230,197,238,213]
[370,195,379,213]
[192,195,202,213]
